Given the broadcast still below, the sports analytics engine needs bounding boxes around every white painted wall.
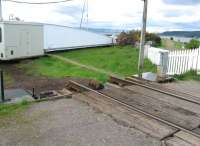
[0,22,113,60]
[44,24,113,51]
[0,21,44,60]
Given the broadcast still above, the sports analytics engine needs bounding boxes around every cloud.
[163,0,200,5]
[1,0,200,32]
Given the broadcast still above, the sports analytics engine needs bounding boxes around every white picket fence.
[145,46,200,75]
[144,46,169,65]
[167,48,200,75]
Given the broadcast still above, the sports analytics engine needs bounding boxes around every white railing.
[145,46,200,75]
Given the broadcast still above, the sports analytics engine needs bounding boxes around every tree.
[185,39,200,49]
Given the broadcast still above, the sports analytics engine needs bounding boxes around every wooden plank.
[127,76,200,101]
[193,128,200,135]
[101,84,200,130]
[73,92,178,140]
[175,131,200,146]
[126,85,200,116]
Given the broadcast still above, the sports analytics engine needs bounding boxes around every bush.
[116,30,161,47]
[185,39,200,49]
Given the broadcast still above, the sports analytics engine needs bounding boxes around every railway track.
[110,76,200,105]
[127,75,199,99]
[68,80,200,138]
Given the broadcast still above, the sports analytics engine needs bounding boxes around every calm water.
[160,36,200,43]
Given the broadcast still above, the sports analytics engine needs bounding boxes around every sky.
[2,0,200,32]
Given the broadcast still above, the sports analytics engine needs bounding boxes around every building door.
[20,30,30,56]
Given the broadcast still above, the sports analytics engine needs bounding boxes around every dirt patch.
[0,98,161,146]
[0,60,97,95]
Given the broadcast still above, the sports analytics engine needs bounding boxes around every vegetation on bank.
[161,38,200,50]
[185,39,200,49]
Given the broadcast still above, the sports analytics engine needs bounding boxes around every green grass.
[174,70,200,81]
[57,46,156,77]
[0,100,30,117]
[18,56,108,82]
[15,46,156,82]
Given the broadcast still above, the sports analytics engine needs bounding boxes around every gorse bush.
[116,30,161,47]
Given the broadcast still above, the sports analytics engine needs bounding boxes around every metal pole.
[1,70,5,102]
[0,0,3,21]
[138,0,148,78]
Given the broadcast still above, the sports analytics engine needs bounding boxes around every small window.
[11,50,14,55]
[0,27,2,43]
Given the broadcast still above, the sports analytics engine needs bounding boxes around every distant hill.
[160,31,200,38]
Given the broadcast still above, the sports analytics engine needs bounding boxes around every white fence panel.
[145,46,200,75]
[145,46,169,65]
[167,48,200,75]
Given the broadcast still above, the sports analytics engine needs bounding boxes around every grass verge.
[174,70,200,81]
[57,45,156,77]
[0,100,30,118]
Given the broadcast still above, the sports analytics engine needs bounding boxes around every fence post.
[144,44,150,59]
[157,51,169,81]
[0,70,5,102]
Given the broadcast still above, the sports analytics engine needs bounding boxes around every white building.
[0,21,44,60]
[0,21,113,60]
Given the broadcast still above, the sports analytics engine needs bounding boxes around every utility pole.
[138,0,148,78]
[80,0,87,29]
[0,0,3,21]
